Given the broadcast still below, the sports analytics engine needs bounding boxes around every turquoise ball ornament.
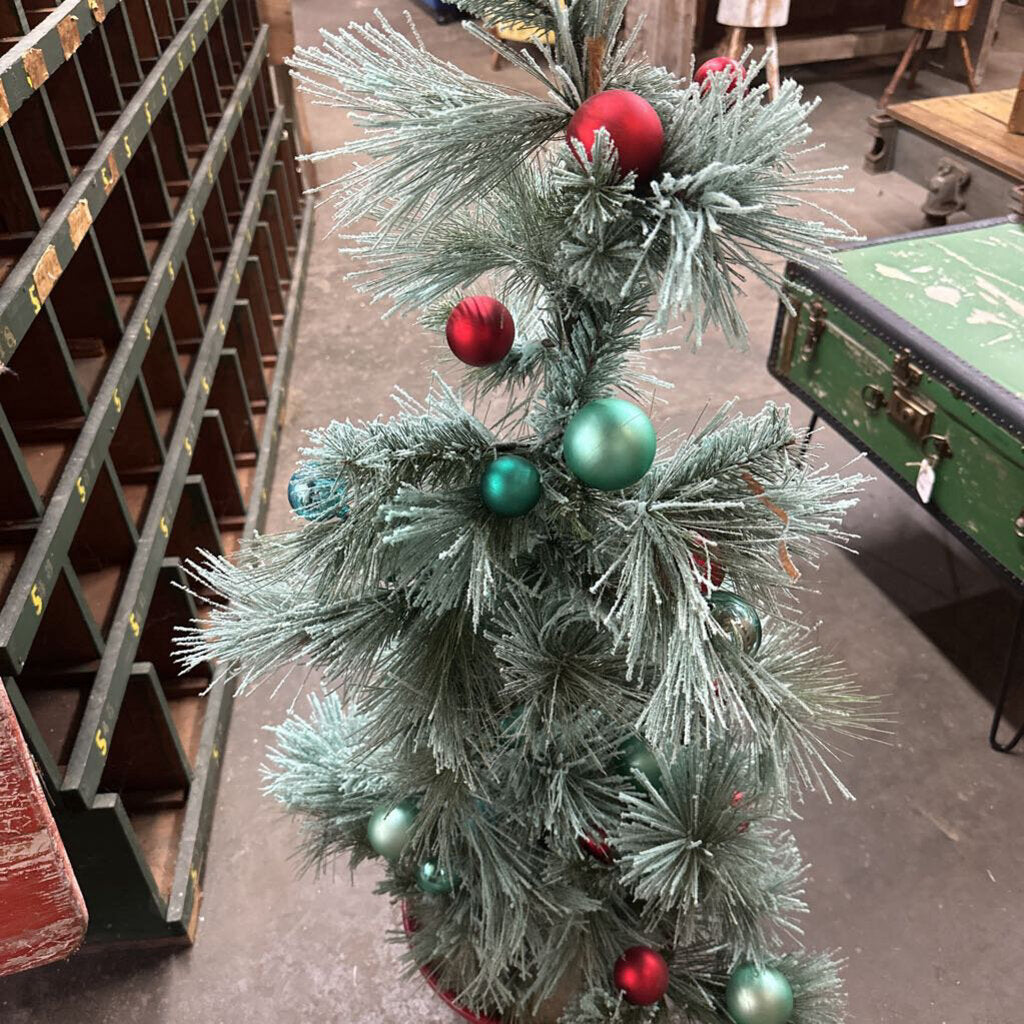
[563,398,656,491]
[480,455,542,517]
[417,859,458,895]
[618,735,662,790]
[287,469,347,521]
[708,591,762,656]
[725,964,794,1024]
[366,798,418,861]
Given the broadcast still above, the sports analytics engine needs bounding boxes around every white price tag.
[954,0,968,6]
[915,458,936,504]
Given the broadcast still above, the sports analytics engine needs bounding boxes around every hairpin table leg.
[990,597,1024,753]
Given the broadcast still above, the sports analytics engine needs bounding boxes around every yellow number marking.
[190,32,196,53]
[218,318,226,335]
[177,51,184,72]
[188,207,195,226]
[145,100,151,125]
[129,611,140,637]
[123,134,131,158]
[112,387,122,413]
[30,584,43,616]
[161,74,167,96]
[95,729,108,756]
[28,283,41,313]
[76,477,86,502]
[184,436,192,455]
[143,318,151,339]
[159,516,169,537]
[167,259,175,280]
[212,745,220,760]
[201,375,209,393]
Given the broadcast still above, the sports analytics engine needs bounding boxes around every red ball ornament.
[578,827,615,865]
[695,56,745,94]
[731,790,745,807]
[446,296,515,367]
[613,946,670,1006]
[566,90,664,181]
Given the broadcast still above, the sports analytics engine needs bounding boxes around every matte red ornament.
[578,827,616,865]
[692,546,726,594]
[613,946,670,1006]
[695,56,745,94]
[446,296,515,367]
[566,89,664,181]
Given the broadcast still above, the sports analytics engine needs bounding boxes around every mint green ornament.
[709,591,762,656]
[417,859,458,894]
[562,398,656,491]
[618,735,662,789]
[480,455,542,517]
[725,964,794,1024]
[367,798,418,861]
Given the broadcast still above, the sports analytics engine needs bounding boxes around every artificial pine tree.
[178,3,881,1021]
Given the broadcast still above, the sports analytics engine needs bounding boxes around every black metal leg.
[990,597,1024,753]
[798,411,819,465]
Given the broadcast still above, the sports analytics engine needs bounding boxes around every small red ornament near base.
[446,296,515,367]
[695,56,745,94]
[578,827,616,865]
[566,90,664,181]
[613,945,670,1006]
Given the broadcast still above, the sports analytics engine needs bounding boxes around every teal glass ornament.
[480,455,542,517]
[366,798,418,861]
[287,469,347,521]
[708,591,762,656]
[417,859,458,895]
[563,398,656,491]
[618,735,662,789]
[725,964,794,1024]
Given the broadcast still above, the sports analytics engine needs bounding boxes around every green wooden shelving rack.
[0,0,312,944]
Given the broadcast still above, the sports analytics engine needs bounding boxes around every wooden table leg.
[879,29,924,109]
[764,26,780,99]
[905,29,932,90]
[957,32,978,92]
[724,25,745,60]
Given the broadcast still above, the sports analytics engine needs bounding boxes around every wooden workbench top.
[888,90,1024,181]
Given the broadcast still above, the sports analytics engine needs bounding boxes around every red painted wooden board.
[0,684,88,976]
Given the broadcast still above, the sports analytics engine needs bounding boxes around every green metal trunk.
[769,218,1024,586]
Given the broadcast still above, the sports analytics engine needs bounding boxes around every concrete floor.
[3,5,1024,1023]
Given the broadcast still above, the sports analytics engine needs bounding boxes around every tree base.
[400,904,580,1024]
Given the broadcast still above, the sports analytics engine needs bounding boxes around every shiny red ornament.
[731,790,745,807]
[613,946,670,1006]
[695,56,745,94]
[566,89,664,181]
[446,296,515,367]
[578,828,616,865]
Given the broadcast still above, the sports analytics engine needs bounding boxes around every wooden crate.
[0,0,312,948]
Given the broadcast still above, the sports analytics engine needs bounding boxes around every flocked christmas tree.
[178,3,881,1022]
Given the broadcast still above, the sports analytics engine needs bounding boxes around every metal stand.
[798,411,819,464]
[989,597,1024,753]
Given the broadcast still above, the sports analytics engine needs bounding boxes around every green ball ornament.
[417,859,458,895]
[480,455,542,517]
[618,735,662,789]
[367,798,418,861]
[725,964,794,1024]
[708,591,762,656]
[563,398,656,491]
